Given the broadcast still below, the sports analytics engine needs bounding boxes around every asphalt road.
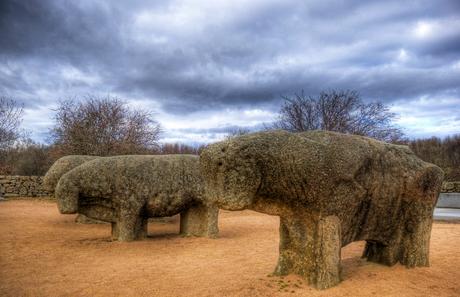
[434,208,460,221]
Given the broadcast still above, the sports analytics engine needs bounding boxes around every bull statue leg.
[364,167,440,268]
[362,236,403,266]
[399,216,432,267]
[116,207,148,241]
[111,219,147,241]
[180,203,219,238]
[363,203,434,268]
[274,214,341,289]
[116,216,148,241]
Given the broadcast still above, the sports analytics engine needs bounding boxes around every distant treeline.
[409,134,460,182]
[0,95,204,176]
[0,92,458,181]
[1,135,458,182]
[0,141,203,176]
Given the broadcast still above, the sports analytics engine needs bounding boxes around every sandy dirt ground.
[0,199,459,297]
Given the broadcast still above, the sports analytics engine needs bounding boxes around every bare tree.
[0,97,24,150]
[409,134,460,181]
[225,127,251,139]
[273,90,405,143]
[160,143,203,155]
[50,96,161,156]
[2,138,54,176]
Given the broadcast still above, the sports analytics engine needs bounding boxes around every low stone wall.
[0,175,49,198]
[441,182,460,193]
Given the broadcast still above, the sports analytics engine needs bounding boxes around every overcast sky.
[1,0,459,144]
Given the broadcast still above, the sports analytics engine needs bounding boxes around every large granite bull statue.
[200,130,443,289]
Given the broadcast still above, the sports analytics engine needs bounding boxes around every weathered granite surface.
[200,130,443,289]
[43,155,102,223]
[43,155,99,194]
[55,155,218,241]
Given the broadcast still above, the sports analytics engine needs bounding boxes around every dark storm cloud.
[0,0,459,140]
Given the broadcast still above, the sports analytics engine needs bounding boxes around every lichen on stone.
[200,130,444,289]
[43,155,99,194]
[55,154,218,241]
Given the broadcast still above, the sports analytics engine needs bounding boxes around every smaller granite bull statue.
[55,155,218,241]
[43,155,99,194]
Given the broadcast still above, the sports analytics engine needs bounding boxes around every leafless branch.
[272,89,405,143]
[50,95,161,156]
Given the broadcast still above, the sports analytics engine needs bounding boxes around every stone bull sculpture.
[200,130,443,289]
[44,155,105,223]
[43,155,99,194]
[55,155,219,241]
